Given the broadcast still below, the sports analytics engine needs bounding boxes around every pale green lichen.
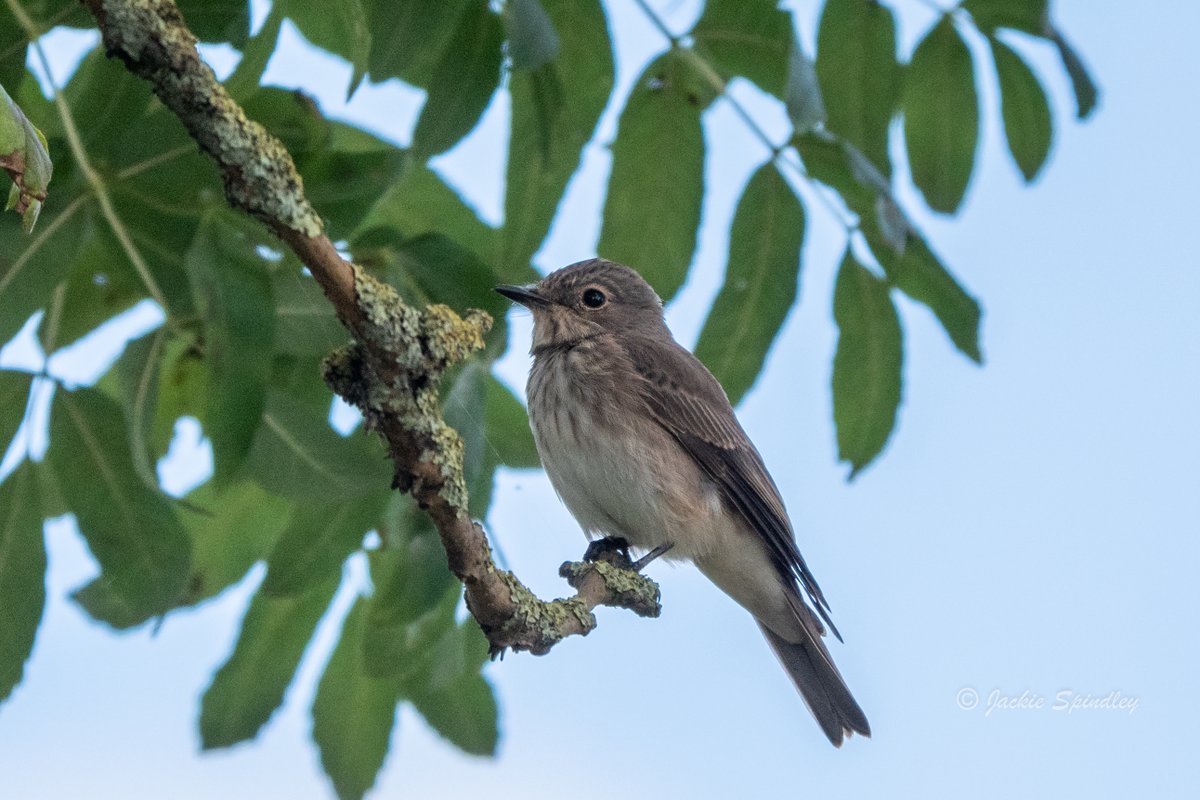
[561,560,662,618]
[493,571,596,654]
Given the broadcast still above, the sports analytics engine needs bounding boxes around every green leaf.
[865,229,983,363]
[111,328,167,494]
[903,17,979,213]
[0,369,32,458]
[278,0,371,97]
[990,37,1052,182]
[178,0,250,45]
[1049,26,1099,120]
[313,600,403,800]
[832,251,902,478]
[816,0,900,177]
[272,269,345,357]
[366,0,469,87]
[409,629,498,756]
[0,83,52,233]
[177,480,291,607]
[151,332,209,459]
[261,490,388,596]
[695,164,804,406]
[186,213,275,485]
[962,0,1048,36]
[225,4,284,99]
[691,0,792,97]
[49,388,191,622]
[485,375,538,469]
[200,573,340,749]
[411,4,504,160]
[443,361,497,518]
[505,0,560,70]
[503,0,613,270]
[784,36,826,134]
[0,464,45,704]
[244,390,391,500]
[598,51,706,301]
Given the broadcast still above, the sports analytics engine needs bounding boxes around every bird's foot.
[583,536,631,566]
[631,542,674,572]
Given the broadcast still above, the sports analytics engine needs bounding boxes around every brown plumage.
[497,258,870,746]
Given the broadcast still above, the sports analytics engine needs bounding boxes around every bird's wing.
[624,335,841,641]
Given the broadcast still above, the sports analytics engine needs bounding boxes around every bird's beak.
[495,284,549,308]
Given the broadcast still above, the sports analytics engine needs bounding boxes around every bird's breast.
[527,345,727,560]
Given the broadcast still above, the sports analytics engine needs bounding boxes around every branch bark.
[79,0,660,656]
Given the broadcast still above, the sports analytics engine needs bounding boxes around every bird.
[495,257,870,746]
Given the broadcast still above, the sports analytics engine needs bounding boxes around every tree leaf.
[186,213,275,485]
[962,0,1048,36]
[0,369,32,457]
[865,227,983,363]
[485,374,539,469]
[1048,26,1099,120]
[505,0,560,70]
[410,4,504,160]
[272,268,345,357]
[409,644,498,756]
[832,251,902,478]
[598,51,706,301]
[278,0,371,98]
[691,0,792,97]
[111,327,167,494]
[225,3,284,99]
[784,35,826,134]
[816,0,900,177]
[903,17,979,213]
[48,388,191,621]
[200,573,340,749]
[694,164,804,406]
[990,37,1053,182]
[0,464,45,704]
[366,0,469,88]
[313,599,403,800]
[261,490,388,596]
[0,83,53,232]
[503,0,613,270]
[151,332,208,459]
[177,0,250,46]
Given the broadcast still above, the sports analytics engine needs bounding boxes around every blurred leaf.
[485,374,538,469]
[244,390,391,500]
[226,4,284,99]
[832,251,902,478]
[0,464,45,704]
[49,389,191,621]
[903,17,979,213]
[784,35,825,134]
[186,213,275,485]
[691,0,792,97]
[990,37,1052,182]
[112,327,167,493]
[272,269,345,357]
[443,361,496,518]
[816,0,900,177]
[962,0,1048,36]
[1049,26,1099,120]
[0,83,53,232]
[410,656,497,756]
[411,4,504,159]
[278,0,370,97]
[503,0,612,270]
[599,51,706,301]
[366,0,469,87]
[313,599,403,800]
[695,164,804,406]
[261,490,388,596]
[0,369,32,456]
[178,0,250,45]
[177,480,291,606]
[865,228,983,363]
[505,0,560,69]
[200,573,340,749]
[151,332,208,458]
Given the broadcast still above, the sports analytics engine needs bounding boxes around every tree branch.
[78,0,660,656]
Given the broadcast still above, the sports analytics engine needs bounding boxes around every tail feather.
[758,623,871,747]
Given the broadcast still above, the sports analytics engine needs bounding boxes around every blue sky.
[1,0,1197,797]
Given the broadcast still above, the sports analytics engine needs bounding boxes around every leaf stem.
[5,0,170,311]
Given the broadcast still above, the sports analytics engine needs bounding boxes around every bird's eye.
[582,288,607,309]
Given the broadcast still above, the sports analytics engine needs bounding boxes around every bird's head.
[496,258,665,352]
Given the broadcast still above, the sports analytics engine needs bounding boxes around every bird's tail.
[758,622,871,747]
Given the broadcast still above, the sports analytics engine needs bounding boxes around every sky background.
[1,0,1197,797]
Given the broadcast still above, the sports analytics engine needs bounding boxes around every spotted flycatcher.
[496,258,869,746]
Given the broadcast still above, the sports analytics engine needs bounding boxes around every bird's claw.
[583,536,631,565]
